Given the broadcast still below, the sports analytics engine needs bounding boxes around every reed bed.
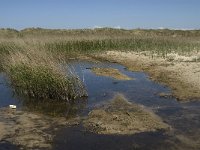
[2,49,87,102]
[45,37,200,58]
[1,28,200,57]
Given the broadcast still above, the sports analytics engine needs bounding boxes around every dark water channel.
[0,61,200,150]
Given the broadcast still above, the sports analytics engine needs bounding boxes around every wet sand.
[83,94,169,135]
[0,107,70,149]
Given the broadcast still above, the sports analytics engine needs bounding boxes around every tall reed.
[3,49,87,102]
[45,38,200,58]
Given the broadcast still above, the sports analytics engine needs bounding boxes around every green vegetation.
[0,42,21,55]
[1,46,87,103]
[1,28,200,57]
[9,64,86,101]
[45,37,200,57]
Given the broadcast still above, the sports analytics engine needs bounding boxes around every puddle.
[0,140,20,150]
[0,61,200,149]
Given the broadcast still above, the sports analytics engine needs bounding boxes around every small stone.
[113,115,119,120]
[9,105,17,109]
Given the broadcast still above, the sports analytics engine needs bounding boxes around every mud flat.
[83,94,169,135]
[96,51,200,101]
[0,107,72,150]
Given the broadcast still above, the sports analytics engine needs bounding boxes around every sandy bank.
[96,51,200,101]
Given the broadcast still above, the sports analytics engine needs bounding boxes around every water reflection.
[53,125,197,150]
[0,73,20,108]
[21,97,87,117]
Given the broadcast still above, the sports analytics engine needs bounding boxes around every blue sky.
[0,0,199,30]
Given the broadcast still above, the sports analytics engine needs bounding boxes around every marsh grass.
[3,49,87,102]
[45,37,200,58]
[0,42,23,70]
[1,28,200,57]
[0,42,20,55]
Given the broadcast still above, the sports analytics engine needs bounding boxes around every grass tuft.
[3,49,87,102]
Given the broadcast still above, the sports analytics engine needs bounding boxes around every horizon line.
[0,26,200,31]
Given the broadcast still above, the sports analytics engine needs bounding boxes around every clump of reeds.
[0,42,20,55]
[3,49,87,102]
[0,42,23,70]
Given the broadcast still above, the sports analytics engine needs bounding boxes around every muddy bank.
[91,67,133,80]
[83,94,169,135]
[95,51,200,101]
[0,107,75,150]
